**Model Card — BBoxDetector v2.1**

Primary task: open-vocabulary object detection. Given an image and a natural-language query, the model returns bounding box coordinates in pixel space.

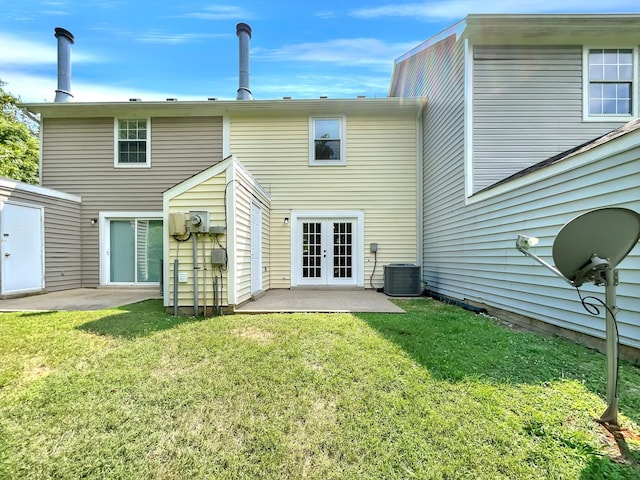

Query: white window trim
[309,115,347,166]
[114,118,152,168]
[99,211,163,285]
[582,46,638,122]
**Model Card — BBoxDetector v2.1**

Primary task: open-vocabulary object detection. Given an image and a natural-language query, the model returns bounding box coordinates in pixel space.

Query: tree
[0,80,39,184]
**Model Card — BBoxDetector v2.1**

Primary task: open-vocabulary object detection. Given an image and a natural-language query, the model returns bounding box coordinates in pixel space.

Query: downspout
[54,27,74,102]
[236,23,253,100]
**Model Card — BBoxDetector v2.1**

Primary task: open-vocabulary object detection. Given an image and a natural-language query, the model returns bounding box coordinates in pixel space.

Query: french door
[294,215,362,286]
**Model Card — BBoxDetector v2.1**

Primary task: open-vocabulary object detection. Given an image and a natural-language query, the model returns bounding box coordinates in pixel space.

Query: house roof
[24,97,426,119]
[394,13,640,65]
[476,117,640,195]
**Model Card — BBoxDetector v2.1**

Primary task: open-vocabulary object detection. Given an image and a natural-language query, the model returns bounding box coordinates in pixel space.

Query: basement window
[115,118,151,167]
[584,48,637,121]
[309,116,346,166]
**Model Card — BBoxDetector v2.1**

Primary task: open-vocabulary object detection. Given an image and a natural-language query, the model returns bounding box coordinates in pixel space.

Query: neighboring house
[27,98,424,313]
[389,14,640,353]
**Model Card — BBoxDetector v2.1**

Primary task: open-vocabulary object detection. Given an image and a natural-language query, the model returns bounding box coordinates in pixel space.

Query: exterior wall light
[284,217,289,225]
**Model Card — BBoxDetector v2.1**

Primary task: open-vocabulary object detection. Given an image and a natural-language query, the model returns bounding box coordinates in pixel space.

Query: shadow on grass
[76,299,206,339]
[357,299,640,423]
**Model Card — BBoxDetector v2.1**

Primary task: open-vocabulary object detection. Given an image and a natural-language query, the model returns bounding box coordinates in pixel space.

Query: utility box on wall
[383,264,422,296]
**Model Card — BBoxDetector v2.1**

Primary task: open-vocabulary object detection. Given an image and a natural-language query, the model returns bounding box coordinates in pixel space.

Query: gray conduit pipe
[192,233,199,316]
[173,259,179,316]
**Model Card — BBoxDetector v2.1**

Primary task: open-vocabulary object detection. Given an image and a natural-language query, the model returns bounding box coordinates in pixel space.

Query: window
[309,116,346,165]
[115,119,150,166]
[585,48,637,120]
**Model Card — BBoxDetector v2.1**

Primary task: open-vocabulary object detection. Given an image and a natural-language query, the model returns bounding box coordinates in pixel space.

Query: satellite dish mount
[516,207,640,426]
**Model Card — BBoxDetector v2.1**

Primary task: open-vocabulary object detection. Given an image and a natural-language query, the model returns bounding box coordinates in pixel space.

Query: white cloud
[0,70,210,103]
[0,34,101,66]
[254,74,391,99]
[134,31,230,45]
[350,0,640,21]
[179,5,252,20]
[253,38,419,70]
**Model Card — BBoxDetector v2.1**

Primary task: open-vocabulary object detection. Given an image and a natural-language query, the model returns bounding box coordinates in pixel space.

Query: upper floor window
[584,48,637,121]
[309,116,346,166]
[115,119,150,167]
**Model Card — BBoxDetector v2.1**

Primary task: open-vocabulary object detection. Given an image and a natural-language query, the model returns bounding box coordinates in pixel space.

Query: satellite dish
[517,206,640,426]
[552,207,640,286]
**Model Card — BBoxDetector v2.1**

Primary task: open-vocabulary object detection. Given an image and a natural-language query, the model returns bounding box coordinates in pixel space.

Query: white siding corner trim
[464,39,474,199]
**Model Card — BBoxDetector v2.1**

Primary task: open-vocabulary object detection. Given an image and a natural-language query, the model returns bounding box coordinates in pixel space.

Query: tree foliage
[0,81,39,184]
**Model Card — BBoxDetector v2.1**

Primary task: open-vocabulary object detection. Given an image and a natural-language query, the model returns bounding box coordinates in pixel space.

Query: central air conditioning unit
[383,264,422,296]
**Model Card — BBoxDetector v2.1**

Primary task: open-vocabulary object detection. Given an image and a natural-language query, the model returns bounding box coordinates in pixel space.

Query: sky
[1,1,640,103]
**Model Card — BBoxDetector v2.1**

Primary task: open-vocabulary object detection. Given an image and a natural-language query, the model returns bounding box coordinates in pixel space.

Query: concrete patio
[235,289,406,314]
[0,287,408,314]
[0,287,161,312]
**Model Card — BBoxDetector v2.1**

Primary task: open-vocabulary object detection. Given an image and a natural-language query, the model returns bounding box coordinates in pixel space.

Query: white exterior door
[0,203,44,294]
[251,203,262,294]
[100,212,163,285]
[293,213,363,287]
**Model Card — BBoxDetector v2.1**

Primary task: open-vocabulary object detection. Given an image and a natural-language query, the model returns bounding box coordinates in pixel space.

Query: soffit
[463,14,640,46]
[24,97,426,119]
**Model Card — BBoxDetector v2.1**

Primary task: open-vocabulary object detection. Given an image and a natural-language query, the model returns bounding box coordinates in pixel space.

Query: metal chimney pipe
[54,27,74,102]
[236,23,253,100]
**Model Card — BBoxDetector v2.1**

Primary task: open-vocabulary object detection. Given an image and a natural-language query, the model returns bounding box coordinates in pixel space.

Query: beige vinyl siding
[167,175,227,311]
[41,116,223,286]
[229,112,418,289]
[0,181,81,292]
[473,45,632,192]
[232,165,271,304]
[165,158,270,310]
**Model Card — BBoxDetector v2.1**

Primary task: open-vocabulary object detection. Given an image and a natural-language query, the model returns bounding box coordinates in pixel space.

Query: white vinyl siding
[41,116,223,287]
[422,142,640,349]
[472,45,631,193]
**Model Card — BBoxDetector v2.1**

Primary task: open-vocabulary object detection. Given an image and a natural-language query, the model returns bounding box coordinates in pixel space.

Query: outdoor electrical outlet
[370,243,378,253]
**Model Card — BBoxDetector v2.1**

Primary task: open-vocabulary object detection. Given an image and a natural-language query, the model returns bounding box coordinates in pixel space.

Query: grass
[1,298,639,479]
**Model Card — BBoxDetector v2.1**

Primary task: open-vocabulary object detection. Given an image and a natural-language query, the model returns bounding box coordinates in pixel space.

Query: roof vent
[54,27,74,102]
[129,98,141,102]
[236,23,253,100]
[166,98,177,101]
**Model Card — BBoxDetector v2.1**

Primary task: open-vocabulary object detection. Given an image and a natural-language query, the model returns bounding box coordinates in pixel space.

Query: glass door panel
[110,220,135,282]
[109,218,162,284]
[136,220,163,283]
[302,222,323,279]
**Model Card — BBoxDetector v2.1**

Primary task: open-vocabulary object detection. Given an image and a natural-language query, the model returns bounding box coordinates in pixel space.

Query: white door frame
[250,202,262,294]
[290,210,364,287]
[0,202,45,294]
[99,211,163,286]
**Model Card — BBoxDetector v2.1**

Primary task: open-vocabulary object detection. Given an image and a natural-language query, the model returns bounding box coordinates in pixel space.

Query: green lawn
[1,298,639,479]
